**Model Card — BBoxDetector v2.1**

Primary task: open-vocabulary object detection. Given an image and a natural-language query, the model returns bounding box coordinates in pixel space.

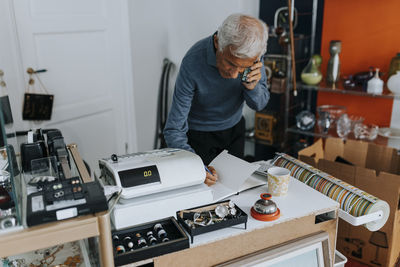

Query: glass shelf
[297,81,400,100]
[287,126,333,138]
[286,126,390,147]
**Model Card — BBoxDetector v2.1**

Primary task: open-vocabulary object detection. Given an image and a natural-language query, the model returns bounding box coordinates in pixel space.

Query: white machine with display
[99,148,214,229]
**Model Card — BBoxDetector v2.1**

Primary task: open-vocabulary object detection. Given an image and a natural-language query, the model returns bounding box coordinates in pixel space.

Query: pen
[204,166,213,175]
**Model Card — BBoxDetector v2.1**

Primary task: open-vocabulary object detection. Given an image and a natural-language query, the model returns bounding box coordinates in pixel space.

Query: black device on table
[21,129,108,226]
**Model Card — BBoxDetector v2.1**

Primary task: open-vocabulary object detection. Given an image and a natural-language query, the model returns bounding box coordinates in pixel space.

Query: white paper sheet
[209,150,261,201]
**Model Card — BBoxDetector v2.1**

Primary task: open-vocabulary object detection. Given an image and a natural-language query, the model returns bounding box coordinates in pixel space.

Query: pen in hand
[205,166,213,175]
[204,165,218,186]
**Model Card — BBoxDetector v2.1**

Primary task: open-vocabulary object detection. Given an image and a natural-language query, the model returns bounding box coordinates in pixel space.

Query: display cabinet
[0,83,23,234]
[286,81,397,148]
[258,0,324,156]
[0,89,114,266]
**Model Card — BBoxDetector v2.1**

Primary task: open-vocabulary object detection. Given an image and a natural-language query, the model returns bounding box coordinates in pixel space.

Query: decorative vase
[301,58,322,85]
[388,52,400,78]
[387,71,400,95]
[326,40,341,85]
[367,68,383,94]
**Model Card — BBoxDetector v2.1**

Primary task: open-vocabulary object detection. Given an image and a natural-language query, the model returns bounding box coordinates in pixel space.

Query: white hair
[217,14,268,59]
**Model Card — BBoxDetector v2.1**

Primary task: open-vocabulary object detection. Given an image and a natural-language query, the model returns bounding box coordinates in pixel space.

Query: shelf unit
[286,81,397,147]
[297,81,400,100]
[286,126,389,147]
[282,0,321,150]
[257,0,323,157]
[282,0,398,148]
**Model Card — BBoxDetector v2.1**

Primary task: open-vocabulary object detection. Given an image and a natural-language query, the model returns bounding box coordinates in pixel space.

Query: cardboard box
[298,138,400,267]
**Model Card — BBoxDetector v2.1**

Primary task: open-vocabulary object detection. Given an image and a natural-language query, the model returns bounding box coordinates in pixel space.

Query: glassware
[316,105,347,133]
[301,58,322,85]
[354,67,375,92]
[388,52,400,78]
[317,111,331,134]
[367,68,383,94]
[336,114,351,139]
[348,115,365,133]
[326,40,342,85]
[387,71,400,95]
[342,75,356,90]
[317,105,346,121]
[296,110,316,131]
[354,123,379,140]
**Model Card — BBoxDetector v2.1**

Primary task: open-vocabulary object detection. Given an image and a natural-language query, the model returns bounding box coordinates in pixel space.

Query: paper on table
[211,182,237,202]
[209,150,260,192]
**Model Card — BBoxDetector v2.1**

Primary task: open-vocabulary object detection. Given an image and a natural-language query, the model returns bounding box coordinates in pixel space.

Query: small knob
[260,193,272,200]
[111,154,118,162]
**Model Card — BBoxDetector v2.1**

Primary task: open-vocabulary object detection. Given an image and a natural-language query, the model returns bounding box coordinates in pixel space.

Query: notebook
[209,150,269,201]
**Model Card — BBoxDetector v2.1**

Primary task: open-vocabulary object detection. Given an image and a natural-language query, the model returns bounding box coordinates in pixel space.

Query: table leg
[98,213,114,267]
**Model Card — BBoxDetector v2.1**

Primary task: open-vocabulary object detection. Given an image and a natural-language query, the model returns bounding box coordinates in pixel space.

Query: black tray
[112,216,189,266]
[176,200,247,243]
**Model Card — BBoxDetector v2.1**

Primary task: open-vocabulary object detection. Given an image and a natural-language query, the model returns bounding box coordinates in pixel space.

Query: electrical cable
[162,62,173,130]
[154,61,167,149]
[154,59,174,149]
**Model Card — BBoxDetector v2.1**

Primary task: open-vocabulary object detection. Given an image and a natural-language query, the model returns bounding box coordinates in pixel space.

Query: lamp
[369,231,388,266]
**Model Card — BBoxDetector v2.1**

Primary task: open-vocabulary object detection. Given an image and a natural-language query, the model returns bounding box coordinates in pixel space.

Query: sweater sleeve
[163,61,196,153]
[242,62,270,111]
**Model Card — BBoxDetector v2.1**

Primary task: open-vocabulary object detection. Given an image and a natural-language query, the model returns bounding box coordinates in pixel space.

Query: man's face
[214,36,258,79]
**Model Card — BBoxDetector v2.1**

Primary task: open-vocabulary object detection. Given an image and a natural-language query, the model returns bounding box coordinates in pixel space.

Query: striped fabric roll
[272,153,380,218]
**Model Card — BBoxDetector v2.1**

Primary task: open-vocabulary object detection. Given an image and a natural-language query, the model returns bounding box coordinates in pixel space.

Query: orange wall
[317,0,400,126]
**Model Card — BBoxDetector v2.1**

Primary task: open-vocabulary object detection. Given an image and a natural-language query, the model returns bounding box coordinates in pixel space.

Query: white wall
[129,0,260,152]
[128,0,170,152]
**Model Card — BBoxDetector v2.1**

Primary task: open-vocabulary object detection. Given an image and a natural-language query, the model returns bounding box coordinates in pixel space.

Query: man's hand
[242,61,263,90]
[204,166,218,186]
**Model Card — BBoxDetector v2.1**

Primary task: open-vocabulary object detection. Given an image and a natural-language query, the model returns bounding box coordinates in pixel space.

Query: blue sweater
[164,34,270,153]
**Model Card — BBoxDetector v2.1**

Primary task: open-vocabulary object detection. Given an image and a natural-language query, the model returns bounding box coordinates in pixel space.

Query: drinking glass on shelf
[316,105,347,133]
[354,123,379,140]
[348,115,365,133]
[317,111,331,134]
[336,114,351,139]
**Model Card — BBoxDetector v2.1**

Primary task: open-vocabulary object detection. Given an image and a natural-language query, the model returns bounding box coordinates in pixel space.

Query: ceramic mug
[267,167,290,196]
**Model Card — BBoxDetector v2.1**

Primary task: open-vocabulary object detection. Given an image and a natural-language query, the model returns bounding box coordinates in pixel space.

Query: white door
[10,0,137,173]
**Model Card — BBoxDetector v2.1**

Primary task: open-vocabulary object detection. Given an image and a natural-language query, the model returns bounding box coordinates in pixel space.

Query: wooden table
[123,177,340,267]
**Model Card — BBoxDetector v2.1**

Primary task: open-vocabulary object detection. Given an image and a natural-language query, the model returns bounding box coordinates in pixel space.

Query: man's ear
[213,35,219,50]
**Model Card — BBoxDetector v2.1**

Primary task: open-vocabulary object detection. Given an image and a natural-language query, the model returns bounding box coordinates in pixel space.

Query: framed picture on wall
[216,232,331,267]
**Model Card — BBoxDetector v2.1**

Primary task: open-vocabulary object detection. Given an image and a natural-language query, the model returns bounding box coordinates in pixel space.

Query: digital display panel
[119,165,160,188]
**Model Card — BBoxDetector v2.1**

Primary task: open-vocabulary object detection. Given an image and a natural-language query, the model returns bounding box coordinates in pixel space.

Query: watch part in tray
[184,200,241,229]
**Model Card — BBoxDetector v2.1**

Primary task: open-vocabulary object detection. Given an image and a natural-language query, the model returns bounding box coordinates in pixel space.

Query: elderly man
[164,14,270,186]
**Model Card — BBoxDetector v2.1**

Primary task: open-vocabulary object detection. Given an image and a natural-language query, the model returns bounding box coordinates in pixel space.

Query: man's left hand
[242,61,263,90]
